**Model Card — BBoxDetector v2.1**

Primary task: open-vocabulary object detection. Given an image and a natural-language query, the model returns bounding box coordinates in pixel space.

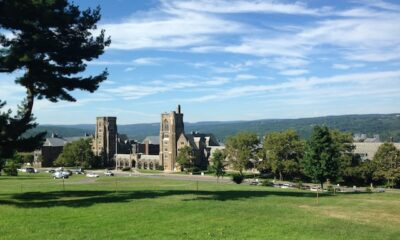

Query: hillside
[29,113,400,142]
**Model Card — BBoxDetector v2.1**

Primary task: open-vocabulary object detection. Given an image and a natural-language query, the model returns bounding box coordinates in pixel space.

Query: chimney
[177,104,181,114]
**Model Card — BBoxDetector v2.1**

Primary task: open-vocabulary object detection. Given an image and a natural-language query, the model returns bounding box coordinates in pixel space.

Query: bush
[156,164,164,171]
[327,185,334,193]
[3,161,18,176]
[121,167,131,171]
[232,174,244,184]
[261,179,273,186]
[365,187,372,193]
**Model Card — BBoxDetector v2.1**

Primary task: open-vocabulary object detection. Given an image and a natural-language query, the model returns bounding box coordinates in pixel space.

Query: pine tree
[0,0,110,164]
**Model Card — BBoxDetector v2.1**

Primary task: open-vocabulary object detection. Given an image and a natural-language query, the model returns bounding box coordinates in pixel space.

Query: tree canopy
[225,132,259,175]
[54,138,95,168]
[373,142,400,188]
[0,0,110,164]
[263,129,304,181]
[302,126,340,188]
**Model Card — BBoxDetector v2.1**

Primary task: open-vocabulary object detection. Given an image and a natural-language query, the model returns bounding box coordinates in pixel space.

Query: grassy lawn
[0,173,399,240]
[136,169,164,174]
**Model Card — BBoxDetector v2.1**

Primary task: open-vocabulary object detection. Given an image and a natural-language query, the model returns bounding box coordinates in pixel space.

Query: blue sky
[1,0,400,124]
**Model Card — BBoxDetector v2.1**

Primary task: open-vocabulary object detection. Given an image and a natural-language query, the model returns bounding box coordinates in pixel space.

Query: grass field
[0,173,399,240]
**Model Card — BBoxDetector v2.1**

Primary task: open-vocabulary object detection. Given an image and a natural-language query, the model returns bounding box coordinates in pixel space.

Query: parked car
[52,171,69,179]
[104,170,114,176]
[25,167,37,173]
[86,172,99,178]
[46,169,56,173]
[71,168,85,174]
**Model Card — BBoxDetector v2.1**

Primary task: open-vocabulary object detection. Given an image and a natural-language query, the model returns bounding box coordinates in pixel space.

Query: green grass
[0,173,399,240]
[136,169,163,174]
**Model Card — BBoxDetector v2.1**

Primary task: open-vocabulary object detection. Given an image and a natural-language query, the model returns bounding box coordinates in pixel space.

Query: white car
[104,170,114,176]
[52,171,69,179]
[86,172,99,178]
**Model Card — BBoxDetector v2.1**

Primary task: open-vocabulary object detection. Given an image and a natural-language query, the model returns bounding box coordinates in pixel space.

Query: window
[163,119,169,131]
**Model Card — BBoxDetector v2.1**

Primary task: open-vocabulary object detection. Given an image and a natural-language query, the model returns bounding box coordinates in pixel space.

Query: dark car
[26,167,35,173]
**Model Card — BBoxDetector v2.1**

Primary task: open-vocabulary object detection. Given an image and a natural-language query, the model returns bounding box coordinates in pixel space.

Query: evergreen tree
[0,0,110,163]
[303,126,340,189]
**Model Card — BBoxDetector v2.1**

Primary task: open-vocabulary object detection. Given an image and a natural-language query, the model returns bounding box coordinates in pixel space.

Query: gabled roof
[43,137,68,147]
[143,136,160,145]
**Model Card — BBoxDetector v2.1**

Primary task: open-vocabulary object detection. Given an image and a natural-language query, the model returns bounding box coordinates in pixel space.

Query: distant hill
[28,113,400,142]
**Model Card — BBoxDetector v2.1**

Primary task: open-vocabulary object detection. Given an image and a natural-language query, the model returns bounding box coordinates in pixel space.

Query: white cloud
[279,69,309,76]
[235,74,258,81]
[332,63,365,70]
[167,0,329,16]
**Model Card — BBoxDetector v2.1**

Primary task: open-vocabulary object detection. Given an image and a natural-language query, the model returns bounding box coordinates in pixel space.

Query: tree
[373,142,400,188]
[54,138,95,168]
[176,146,194,172]
[330,130,359,183]
[0,0,110,163]
[225,132,259,175]
[210,149,226,181]
[263,130,304,181]
[302,126,340,189]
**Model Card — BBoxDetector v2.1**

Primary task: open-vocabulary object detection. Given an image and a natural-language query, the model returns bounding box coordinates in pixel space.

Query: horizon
[2,0,400,124]
[39,112,400,126]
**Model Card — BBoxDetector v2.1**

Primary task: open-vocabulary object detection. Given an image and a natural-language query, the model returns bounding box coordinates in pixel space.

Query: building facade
[159,105,184,171]
[92,116,117,166]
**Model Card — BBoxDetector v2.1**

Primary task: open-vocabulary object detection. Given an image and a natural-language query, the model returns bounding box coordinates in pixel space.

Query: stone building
[92,116,117,166]
[159,105,221,171]
[354,142,400,161]
[160,105,184,171]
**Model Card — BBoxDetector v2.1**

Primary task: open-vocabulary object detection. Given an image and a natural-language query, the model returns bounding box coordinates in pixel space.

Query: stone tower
[92,116,117,166]
[159,105,184,171]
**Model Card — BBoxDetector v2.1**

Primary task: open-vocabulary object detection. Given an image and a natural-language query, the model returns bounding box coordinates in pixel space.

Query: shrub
[261,179,273,186]
[232,174,244,184]
[156,165,164,171]
[121,167,131,171]
[3,161,18,176]
[327,185,334,193]
[365,187,372,193]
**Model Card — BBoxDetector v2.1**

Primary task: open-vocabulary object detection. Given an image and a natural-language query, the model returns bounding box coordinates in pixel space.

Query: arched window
[163,119,169,131]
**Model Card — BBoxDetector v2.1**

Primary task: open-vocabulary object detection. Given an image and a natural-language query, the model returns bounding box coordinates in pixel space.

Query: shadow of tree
[0,189,344,208]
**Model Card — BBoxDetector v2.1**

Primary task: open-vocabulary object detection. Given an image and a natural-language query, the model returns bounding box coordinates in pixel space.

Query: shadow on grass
[0,188,365,208]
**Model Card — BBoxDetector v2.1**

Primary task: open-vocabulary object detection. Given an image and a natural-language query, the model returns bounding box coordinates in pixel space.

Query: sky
[1,0,400,124]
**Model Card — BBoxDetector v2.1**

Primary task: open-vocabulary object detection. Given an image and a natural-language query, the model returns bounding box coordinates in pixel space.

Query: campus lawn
[0,173,399,240]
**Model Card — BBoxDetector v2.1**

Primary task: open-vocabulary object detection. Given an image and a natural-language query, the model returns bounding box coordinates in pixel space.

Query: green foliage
[121,167,131,171]
[372,142,400,188]
[232,174,244,184]
[2,160,18,176]
[54,139,95,168]
[303,126,341,188]
[0,0,110,166]
[262,129,304,181]
[225,132,259,175]
[176,146,195,172]
[210,149,226,179]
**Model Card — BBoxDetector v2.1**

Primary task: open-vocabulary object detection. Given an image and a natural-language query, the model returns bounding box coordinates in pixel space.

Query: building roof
[143,136,160,145]
[43,137,68,147]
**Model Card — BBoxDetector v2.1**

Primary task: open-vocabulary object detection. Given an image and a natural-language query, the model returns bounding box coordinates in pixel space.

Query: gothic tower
[92,116,117,166]
[159,105,184,171]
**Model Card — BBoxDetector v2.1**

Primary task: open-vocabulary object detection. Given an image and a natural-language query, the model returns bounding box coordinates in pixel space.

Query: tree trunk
[320,181,324,190]
[279,171,283,181]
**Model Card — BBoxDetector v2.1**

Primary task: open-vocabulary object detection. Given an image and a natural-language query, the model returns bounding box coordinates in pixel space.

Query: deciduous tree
[225,132,259,175]
[54,138,95,168]
[263,129,304,181]
[373,142,400,188]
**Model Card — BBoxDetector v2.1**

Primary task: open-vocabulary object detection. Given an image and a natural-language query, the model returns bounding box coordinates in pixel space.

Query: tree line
[213,126,400,188]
